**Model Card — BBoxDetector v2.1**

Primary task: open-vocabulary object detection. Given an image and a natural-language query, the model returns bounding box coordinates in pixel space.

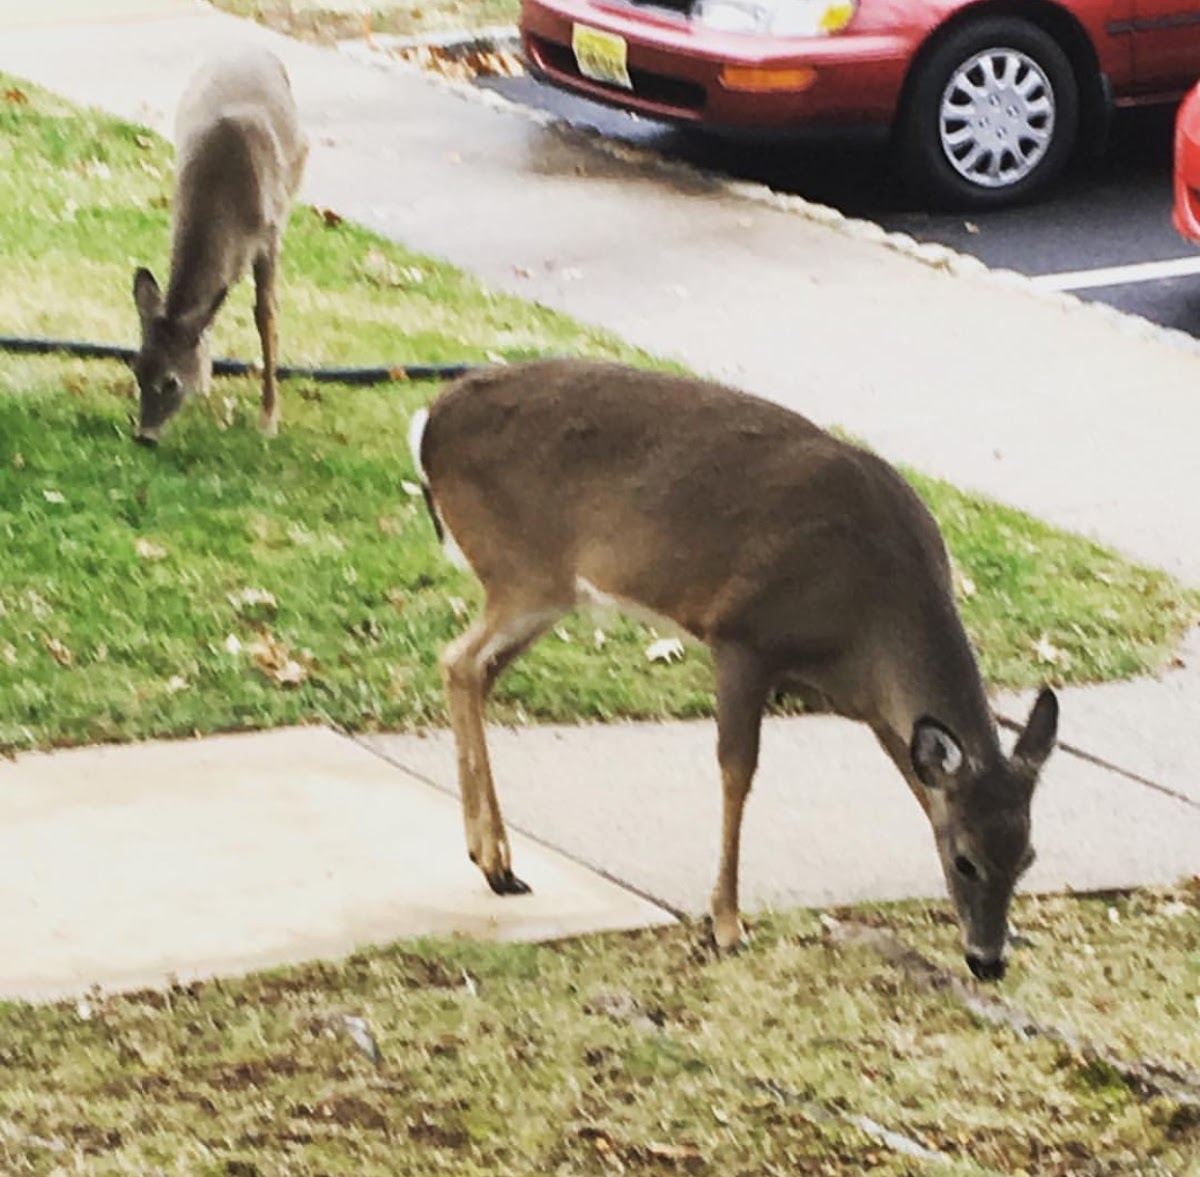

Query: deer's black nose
[966,953,1006,982]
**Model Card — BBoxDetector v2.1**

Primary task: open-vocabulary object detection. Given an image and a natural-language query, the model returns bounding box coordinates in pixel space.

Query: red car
[1174,80,1200,240]
[521,0,1200,208]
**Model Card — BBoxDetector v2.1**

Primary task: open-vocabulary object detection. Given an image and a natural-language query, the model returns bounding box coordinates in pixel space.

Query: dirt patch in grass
[206,0,520,43]
[0,887,1197,1175]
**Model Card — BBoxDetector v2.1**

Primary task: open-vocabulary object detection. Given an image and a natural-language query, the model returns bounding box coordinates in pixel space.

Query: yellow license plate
[571,24,632,90]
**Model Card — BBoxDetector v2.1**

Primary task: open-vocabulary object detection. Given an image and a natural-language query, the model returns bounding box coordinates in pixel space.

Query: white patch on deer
[938,736,964,774]
[574,577,690,640]
[408,406,470,571]
[574,576,620,611]
[407,408,430,479]
[438,519,470,571]
[477,611,561,669]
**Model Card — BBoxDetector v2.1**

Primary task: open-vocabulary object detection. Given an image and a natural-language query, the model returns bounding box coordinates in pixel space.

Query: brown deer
[131,48,308,444]
[410,360,1058,981]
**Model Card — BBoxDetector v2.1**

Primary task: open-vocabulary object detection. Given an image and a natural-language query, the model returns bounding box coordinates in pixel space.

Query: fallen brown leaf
[44,637,74,668]
[644,1141,704,1168]
[3,87,28,105]
[318,207,344,228]
[361,247,404,288]
[387,665,409,699]
[1033,634,1064,666]
[395,44,524,82]
[645,636,685,664]
[247,632,314,688]
[228,587,279,618]
[134,537,168,561]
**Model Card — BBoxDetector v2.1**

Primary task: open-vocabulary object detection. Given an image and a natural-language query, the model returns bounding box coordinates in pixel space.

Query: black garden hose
[0,335,480,383]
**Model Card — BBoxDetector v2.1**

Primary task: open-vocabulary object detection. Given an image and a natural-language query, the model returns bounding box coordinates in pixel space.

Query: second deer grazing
[132,48,308,445]
[412,359,1060,982]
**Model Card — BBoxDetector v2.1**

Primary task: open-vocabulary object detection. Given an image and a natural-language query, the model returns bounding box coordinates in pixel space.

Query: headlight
[693,0,857,36]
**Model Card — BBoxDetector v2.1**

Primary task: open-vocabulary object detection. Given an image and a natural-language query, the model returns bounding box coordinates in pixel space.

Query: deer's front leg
[252,249,280,437]
[710,644,769,952]
[440,602,558,896]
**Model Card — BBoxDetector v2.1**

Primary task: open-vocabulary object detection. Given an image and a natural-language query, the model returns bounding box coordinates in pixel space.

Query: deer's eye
[954,855,979,881]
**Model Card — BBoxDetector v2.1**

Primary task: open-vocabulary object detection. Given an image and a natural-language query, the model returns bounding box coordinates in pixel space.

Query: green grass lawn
[1,886,1197,1175]
[0,75,1196,755]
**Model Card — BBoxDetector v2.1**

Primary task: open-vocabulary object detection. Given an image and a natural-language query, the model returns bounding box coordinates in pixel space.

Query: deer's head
[911,687,1058,981]
[131,267,214,445]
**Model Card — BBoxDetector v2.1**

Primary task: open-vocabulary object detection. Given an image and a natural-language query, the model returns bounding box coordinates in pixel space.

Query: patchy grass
[891,887,1200,1081]
[0,75,1197,754]
[206,0,520,43]
[1,885,1197,1175]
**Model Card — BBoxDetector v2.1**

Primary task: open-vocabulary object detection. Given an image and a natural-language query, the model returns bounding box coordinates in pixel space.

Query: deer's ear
[133,267,163,324]
[911,718,965,790]
[1012,687,1058,778]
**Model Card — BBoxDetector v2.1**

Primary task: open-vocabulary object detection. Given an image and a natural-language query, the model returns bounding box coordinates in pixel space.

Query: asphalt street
[482,74,1200,336]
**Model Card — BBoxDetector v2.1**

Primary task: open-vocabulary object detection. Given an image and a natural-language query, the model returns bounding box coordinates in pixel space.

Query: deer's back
[173,49,305,216]
[176,48,301,150]
[423,361,955,654]
[165,50,307,313]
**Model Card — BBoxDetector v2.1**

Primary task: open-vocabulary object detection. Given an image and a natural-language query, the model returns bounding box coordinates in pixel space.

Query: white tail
[131,48,309,444]
[416,359,1059,980]
[407,407,429,480]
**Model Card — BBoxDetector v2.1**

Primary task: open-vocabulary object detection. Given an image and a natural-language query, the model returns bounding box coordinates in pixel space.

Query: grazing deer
[410,360,1058,981]
[132,48,308,444]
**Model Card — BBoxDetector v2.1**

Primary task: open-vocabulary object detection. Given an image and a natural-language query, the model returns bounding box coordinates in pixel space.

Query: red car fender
[1174,82,1200,243]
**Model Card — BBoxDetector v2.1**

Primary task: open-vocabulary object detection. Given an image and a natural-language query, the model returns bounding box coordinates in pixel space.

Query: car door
[1128,0,1200,94]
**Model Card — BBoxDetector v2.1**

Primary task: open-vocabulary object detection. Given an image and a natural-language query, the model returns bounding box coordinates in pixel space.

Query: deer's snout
[965,952,1006,982]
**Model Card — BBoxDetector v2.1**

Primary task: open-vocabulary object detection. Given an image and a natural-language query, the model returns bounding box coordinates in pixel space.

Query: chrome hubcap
[939,48,1055,189]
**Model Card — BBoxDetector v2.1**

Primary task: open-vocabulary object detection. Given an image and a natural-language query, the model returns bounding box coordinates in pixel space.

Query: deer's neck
[879,597,1001,765]
[164,206,244,327]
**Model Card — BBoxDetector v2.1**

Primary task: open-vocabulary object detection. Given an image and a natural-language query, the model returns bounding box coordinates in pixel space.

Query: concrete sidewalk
[0,0,1198,998]
[0,727,673,1001]
[361,708,1200,915]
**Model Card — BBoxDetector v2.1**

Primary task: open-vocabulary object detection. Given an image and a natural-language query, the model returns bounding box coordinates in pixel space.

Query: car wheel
[899,17,1079,209]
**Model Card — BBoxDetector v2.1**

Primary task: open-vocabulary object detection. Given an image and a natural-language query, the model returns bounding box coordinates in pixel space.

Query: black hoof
[701,914,749,956]
[133,433,159,448]
[486,868,532,896]
[966,953,1006,982]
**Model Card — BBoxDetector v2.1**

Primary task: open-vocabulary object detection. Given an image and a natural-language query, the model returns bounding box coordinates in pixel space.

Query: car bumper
[1174,83,1200,243]
[521,0,911,129]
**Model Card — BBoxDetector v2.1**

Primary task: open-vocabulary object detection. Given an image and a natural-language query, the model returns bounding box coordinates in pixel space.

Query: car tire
[899,17,1079,210]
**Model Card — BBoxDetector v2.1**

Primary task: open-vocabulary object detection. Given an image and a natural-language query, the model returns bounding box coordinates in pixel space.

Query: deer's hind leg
[252,241,281,437]
[441,594,564,895]
[710,643,771,952]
